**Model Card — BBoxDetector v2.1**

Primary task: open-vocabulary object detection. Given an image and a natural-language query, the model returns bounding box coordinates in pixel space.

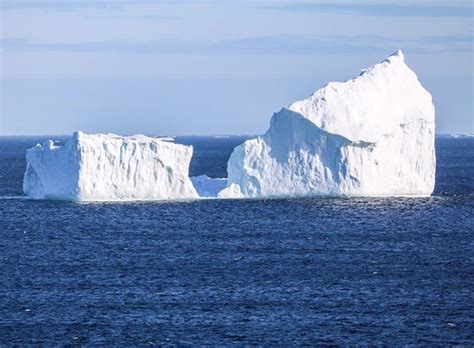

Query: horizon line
[0,133,473,138]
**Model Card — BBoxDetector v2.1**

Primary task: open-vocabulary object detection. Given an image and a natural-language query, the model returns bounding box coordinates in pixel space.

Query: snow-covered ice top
[23,132,198,201]
[220,50,436,198]
[288,50,434,143]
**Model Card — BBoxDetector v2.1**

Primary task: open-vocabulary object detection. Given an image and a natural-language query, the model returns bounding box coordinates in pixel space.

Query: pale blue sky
[1,0,473,135]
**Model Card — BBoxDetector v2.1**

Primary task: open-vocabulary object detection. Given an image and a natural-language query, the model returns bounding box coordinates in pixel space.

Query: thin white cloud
[261,2,473,17]
[2,34,472,54]
[0,0,211,11]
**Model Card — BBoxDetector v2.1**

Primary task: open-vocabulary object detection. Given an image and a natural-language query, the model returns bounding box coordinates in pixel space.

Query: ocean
[0,136,473,345]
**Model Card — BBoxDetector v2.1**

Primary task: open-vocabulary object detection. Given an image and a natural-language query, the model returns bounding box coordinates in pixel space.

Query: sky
[0,0,473,135]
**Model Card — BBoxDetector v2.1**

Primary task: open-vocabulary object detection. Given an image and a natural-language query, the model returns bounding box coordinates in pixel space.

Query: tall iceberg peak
[220,50,436,198]
[288,49,433,143]
[23,132,199,201]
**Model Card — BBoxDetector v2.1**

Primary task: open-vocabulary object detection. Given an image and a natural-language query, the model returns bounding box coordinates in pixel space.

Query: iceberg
[220,50,436,198]
[23,132,199,201]
[191,175,227,198]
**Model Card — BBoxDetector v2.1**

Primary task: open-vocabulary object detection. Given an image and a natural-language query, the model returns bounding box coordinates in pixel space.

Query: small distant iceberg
[438,133,474,139]
[157,136,175,142]
[190,175,227,198]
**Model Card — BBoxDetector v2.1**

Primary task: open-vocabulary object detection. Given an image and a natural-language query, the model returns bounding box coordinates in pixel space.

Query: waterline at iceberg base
[23,50,435,201]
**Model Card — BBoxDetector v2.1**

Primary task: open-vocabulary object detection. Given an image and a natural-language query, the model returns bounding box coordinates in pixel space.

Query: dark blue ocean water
[0,136,473,346]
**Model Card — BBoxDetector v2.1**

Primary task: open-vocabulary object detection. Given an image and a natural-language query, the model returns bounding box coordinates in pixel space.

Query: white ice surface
[220,50,436,198]
[190,175,227,198]
[23,132,198,201]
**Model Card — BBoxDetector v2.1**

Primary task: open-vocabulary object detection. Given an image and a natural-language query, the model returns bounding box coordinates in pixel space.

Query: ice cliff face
[23,132,198,201]
[220,50,436,198]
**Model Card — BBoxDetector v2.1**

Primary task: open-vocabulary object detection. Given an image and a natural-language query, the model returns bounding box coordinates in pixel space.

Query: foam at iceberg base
[219,50,436,198]
[23,132,199,201]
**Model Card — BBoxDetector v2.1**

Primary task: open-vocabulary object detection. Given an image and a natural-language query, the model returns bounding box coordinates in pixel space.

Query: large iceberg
[23,132,199,201]
[220,50,436,198]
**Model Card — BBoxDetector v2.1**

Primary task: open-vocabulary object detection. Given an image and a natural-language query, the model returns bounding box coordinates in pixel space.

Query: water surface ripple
[0,136,473,345]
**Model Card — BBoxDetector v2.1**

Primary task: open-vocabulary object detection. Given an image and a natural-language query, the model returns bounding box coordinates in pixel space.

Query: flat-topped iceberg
[220,50,436,198]
[23,132,198,201]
